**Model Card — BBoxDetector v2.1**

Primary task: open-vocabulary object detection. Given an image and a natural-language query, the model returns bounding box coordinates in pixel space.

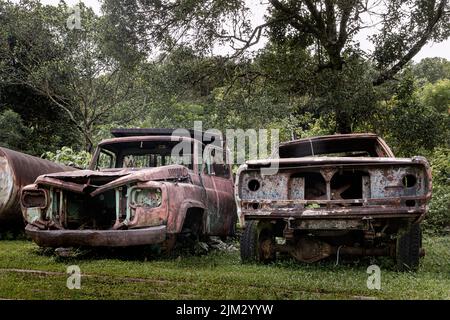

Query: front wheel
[240,220,276,264]
[396,223,422,271]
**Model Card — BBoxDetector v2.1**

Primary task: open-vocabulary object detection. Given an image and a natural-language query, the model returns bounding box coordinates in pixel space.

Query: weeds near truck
[0,236,448,300]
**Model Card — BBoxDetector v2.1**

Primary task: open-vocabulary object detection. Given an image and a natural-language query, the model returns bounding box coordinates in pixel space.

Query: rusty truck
[236,133,431,270]
[21,129,237,250]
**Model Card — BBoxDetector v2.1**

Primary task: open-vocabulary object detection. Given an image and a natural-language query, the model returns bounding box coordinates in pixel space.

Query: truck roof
[111,128,223,144]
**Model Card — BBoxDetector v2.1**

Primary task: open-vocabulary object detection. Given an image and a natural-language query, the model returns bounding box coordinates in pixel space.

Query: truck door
[201,145,236,236]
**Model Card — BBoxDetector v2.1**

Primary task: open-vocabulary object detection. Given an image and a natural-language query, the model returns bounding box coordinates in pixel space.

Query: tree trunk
[84,131,94,153]
[335,110,352,134]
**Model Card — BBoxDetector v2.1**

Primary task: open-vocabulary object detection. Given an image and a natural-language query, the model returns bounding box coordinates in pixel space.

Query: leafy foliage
[102,0,449,132]
[0,1,448,233]
[42,147,91,169]
[412,57,450,84]
[420,79,450,114]
[0,1,80,155]
[423,148,450,234]
[0,1,143,152]
[382,71,449,157]
[0,109,30,152]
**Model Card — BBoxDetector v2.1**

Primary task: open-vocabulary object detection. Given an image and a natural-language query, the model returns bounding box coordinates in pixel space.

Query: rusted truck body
[21,129,237,249]
[237,134,431,270]
[0,147,74,229]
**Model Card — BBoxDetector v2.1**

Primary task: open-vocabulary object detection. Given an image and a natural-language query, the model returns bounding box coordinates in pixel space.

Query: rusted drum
[0,147,74,227]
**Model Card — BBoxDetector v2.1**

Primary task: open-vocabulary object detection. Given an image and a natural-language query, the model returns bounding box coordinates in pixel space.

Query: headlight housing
[21,189,48,209]
[129,188,162,208]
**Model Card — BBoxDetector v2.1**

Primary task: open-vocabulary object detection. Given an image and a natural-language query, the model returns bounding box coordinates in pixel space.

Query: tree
[0,109,30,151]
[0,1,143,152]
[102,0,449,133]
[412,57,450,84]
[383,70,448,156]
[132,47,238,129]
[420,79,450,114]
[0,1,79,155]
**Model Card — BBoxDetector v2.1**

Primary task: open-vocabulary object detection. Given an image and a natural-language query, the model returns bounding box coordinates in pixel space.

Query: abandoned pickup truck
[237,133,431,270]
[21,129,237,250]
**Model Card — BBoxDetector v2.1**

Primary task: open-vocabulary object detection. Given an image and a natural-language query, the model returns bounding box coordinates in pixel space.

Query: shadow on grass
[0,228,28,241]
[27,236,449,276]
[30,241,222,266]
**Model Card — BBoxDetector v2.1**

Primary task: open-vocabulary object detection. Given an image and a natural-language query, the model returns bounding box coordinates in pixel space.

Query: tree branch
[269,0,322,37]
[373,0,447,85]
[337,0,358,48]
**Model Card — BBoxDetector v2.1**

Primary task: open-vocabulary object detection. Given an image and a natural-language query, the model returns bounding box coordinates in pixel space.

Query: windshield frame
[278,134,394,158]
[89,136,200,172]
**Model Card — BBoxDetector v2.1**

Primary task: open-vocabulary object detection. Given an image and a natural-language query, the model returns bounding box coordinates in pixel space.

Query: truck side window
[212,162,230,178]
[97,151,116,169]
[203,152,213,175]
[203,147,230,178]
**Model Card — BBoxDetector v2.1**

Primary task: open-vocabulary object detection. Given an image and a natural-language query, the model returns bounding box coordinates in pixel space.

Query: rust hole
[252,203,260,210]
[402,174,417,188]
[405,200,416,207]
[248,179,260,191]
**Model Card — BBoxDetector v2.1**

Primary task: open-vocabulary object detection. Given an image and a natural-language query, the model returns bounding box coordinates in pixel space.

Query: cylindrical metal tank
[0,147,75,227]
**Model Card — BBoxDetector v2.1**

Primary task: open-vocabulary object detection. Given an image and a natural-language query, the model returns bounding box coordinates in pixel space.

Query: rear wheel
[240,220,276,264]
[396,223,422,271]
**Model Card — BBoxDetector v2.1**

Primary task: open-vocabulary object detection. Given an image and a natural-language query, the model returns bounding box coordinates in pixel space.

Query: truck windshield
[94,140,193,170]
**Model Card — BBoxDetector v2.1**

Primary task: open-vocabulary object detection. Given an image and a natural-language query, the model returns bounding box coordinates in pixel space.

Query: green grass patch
[0,236,448,300]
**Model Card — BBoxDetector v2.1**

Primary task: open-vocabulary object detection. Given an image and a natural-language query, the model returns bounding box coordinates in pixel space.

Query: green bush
[423,147,450,235]
[42,147,92,169]
[0,109,31,152]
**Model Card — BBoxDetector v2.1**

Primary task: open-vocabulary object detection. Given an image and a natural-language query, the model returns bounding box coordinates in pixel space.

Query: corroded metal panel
[369,166,426,198]
[21,132,237,248]
[240,172,290,200]
[0,147,74,226]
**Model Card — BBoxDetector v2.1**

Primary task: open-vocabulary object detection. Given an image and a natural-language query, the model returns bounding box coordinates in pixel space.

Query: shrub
[42,147,91,169]
[422,147,450,235]
[0,109,31,152]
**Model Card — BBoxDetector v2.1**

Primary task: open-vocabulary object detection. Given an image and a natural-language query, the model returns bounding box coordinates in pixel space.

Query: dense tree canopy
[102,0,449,132]
[0,0,448,232]
[0,1,145,151]
[0,0,448,151]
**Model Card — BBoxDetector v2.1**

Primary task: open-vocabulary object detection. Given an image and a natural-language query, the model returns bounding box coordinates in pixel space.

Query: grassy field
[0,236,448,300]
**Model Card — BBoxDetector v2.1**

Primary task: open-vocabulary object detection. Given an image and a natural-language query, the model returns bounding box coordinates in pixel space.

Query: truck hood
[34,164,190,196]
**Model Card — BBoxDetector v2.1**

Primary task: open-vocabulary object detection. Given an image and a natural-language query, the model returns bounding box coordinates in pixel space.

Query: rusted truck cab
[237,134,431,270]
[21,129,237,249]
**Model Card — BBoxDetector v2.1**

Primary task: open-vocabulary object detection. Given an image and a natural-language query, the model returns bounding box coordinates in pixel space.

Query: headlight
[130,188,162,208]
[21,189,48,208]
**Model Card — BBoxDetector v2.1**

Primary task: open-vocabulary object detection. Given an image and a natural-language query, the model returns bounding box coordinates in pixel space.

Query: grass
[0,236,448,300]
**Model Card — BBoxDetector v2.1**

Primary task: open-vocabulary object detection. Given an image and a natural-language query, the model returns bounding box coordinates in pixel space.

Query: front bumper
[242,206,427,219]
[25,224,167,247]
[242,206,427,230]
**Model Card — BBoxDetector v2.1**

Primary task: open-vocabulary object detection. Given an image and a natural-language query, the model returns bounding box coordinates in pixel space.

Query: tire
[396,223,422,271]
[240,220,275,264]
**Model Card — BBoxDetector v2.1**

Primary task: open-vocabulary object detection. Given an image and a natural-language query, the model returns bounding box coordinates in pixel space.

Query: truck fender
[169,200,206,234]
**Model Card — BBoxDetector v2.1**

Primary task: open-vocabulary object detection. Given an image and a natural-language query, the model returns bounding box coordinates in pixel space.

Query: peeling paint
[21,130,237,248]
[237,134,432,263]
[0,147,74,227]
